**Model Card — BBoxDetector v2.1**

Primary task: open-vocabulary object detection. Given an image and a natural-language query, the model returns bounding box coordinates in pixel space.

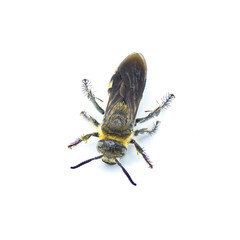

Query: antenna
[115,159,137,186]
[71,155,103,169]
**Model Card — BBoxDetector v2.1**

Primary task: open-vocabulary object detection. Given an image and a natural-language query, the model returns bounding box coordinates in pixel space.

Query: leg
[130,139,153,168]
[135,93,175,125]
[134,121,160,136]
[82,79,105,115]
[68,132,99,149]
[80,111,100,127]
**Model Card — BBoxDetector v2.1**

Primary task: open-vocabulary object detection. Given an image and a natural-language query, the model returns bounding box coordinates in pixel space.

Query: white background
[1,0,240,239]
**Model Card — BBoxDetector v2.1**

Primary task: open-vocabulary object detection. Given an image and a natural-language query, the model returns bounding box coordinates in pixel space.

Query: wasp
[68,53,175,185]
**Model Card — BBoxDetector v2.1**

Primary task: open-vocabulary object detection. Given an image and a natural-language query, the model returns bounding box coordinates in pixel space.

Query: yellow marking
[108,79,113,90]
[116,101,127,111]
[81,136,89,144]
[109,101,128,116]
[98,126,133,147]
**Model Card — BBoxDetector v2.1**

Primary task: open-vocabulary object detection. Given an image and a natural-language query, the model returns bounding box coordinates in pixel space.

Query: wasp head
[97,140,127,164]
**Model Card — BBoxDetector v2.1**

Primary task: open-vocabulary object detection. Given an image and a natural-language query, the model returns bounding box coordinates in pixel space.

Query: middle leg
[134,121,160,136]
[80,111,100,127]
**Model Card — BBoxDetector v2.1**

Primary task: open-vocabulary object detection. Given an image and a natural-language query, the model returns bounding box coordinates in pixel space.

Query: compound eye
[97,141,103,148]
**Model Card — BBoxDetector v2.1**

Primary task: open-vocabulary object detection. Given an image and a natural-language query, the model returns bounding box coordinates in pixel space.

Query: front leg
[68,132,99,149]
[130,139,153,168]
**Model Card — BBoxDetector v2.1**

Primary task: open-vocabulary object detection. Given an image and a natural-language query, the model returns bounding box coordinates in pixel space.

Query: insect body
[69,53,174,185]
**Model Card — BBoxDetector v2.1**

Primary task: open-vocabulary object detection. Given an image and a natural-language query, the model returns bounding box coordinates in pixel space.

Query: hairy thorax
[98,102,133,146]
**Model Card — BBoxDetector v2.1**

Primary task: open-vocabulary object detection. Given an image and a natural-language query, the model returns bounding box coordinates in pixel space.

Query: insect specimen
[68,53,174,185]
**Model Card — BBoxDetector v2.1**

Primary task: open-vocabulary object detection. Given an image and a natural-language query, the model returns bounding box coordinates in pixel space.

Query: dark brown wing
[104,53,147,128]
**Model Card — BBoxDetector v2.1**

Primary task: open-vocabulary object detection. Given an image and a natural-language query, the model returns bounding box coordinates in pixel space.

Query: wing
[105,53,147,128]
